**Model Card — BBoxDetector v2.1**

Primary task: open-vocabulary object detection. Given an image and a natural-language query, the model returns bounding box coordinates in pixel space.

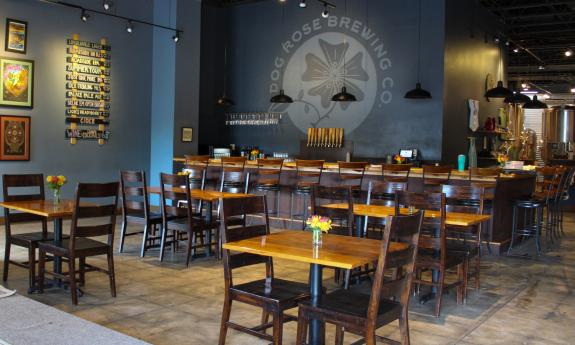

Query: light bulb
[126,21,134,33]
[299,0,306,8]
[321,5,329,18]
[538,65,545,70]
[173,31,180,43]
[80,10,89,22]
[570,87,575,93]
[521,83,528,89]
[513,48,519,53]
[103,0,113,11]
[565,49,573,57]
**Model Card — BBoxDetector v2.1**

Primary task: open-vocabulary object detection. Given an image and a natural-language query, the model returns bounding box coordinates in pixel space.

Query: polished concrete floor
[1,215,574,345]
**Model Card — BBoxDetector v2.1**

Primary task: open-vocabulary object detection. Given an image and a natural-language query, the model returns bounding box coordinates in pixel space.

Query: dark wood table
[223,230,408,345]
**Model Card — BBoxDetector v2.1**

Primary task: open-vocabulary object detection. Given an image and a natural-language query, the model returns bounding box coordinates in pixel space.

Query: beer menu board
[65,34,111,144]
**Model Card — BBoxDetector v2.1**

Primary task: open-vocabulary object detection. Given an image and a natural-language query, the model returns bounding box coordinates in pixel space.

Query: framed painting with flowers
[5,19,28,54]
[0,57,34,108]
[0,115,30,161]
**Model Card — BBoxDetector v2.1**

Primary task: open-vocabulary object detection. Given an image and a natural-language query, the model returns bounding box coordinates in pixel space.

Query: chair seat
[446,240,479,257]
[38,238,108,256]
[513,198,544,208]
[126,211,162,222]
[167,217,219,232]
[231,278,310,305]
[416,250,466,269]
[299,289,401,320]
[12,232,57,243]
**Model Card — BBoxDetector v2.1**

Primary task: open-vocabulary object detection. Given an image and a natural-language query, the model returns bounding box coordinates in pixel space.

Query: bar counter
[173,157,536,254]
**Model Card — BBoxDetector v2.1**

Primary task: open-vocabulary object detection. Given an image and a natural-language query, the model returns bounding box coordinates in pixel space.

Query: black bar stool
[508,199,544,256]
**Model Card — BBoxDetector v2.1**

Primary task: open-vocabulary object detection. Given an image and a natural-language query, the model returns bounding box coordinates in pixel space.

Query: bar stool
[508,198,545,256]
[382,163,412,183]
[254,158,284,216]
[183,155,210,214]
[422,165,452,192]
[290,159,324,229]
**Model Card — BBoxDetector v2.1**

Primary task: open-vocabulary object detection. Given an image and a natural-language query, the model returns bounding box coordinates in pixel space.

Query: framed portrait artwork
[5,19,28,54]
[181,127,193,142]
[0,115,30,161]
[0,57,34,108]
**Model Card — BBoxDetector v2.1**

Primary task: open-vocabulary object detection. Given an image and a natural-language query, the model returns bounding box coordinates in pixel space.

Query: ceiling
[480,0,575,94]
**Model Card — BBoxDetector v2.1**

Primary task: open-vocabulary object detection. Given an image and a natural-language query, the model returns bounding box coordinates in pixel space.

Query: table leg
[355,215,363,238]
[309,263,325,345]
[205,201,213,257]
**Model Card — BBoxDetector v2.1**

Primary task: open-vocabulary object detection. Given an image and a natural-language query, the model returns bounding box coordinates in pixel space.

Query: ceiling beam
[484,1,575,11]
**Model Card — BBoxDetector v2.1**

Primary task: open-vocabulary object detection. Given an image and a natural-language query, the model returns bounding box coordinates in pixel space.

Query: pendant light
[271,3,294,103]
[216,47,234,107]
[405,0,431,99]
[331,0,357,102]
[504,91,530,104]
[485,43,512,98]
[523,95,548,109]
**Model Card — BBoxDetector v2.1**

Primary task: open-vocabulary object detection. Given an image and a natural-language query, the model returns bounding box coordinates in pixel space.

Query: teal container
[457,154,466,171]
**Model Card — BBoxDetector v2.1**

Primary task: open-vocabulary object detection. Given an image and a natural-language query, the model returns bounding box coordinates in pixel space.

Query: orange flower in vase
[46,175,67,204]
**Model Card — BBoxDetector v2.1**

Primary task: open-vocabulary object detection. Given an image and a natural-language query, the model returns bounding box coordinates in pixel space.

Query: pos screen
[399,149,414,158]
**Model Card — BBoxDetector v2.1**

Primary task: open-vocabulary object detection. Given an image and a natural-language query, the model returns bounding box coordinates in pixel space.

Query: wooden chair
[37,182,119,305]
[290,159,324,228]
[118,170,163,257]
[382,163,412,183]
[2,174,51,292]
[422,165,452,191]
[337,161,368,191]
[219,156,249,194]
[441,184,486,299]
[395,191,466,318]
[469,167,501,181]
[184,155,211,213]
[159,173,219,265]
[218,195,310,345]
[363,181,408,239]
[254,158,284,215]
[295,211,424,345]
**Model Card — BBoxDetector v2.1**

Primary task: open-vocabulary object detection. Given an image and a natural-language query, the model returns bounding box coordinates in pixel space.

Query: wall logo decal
[269,16,393,134]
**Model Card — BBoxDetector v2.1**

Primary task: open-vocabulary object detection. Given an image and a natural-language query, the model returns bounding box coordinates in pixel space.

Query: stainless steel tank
[544,105,575,159]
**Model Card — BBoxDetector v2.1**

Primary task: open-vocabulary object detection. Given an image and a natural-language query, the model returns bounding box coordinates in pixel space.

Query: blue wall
[0,0,154,199]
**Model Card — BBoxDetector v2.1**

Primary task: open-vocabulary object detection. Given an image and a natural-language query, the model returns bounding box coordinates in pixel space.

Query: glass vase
[311,229,322,246]
[53,189,61,205]
[468,137,478,169]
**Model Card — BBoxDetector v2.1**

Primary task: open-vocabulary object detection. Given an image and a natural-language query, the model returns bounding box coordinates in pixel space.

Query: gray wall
[442,0,506,164]
[199,0,446,161]
[0,0,153,199]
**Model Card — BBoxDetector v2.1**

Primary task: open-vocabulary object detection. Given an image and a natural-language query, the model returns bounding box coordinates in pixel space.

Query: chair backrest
[395,191,446,262]
[536,166,560,201]
[256,158,284,186]
[555,166,574,203]
[295,159,324,189]
[422,165,452,189]
[337,161,368,188]
[441,184,485,215]
[160,173,193,221]
[366,181,407,206]
[367,211,423,322]
[310,185,354,236]
[469,167,501,181]
[220,157,248,193]
[69,182,119,251]
[2,174,47,232]
[220,195,272,287]
[382,164,412,183]
[119,170,151,221]
[184,155,210,189]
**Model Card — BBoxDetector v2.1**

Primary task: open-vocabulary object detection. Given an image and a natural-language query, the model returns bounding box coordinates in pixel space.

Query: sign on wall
[65,34,111,145]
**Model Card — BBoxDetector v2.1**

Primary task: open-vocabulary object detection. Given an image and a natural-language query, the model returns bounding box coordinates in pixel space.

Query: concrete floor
[1,215,574,345]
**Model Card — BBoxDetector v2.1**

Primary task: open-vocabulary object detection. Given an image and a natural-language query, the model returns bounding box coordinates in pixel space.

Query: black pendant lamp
[405,0,431,99]
[332,0,357,102]
[523,95,548,109]
[504,91,530,104]
[271,4,293,104]
[485,44,512,98]
[216,47,234,107]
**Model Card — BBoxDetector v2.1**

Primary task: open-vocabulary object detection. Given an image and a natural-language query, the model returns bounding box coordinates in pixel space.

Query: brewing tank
[545,105,575,159]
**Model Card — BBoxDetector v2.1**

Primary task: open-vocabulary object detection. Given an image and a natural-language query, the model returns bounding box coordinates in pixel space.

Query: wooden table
[0,200,76,290]
[148,187,253,256]
[223,230,408,345]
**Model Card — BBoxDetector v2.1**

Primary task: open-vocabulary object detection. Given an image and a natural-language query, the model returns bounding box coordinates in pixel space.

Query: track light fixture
[172,31,180,43]
[565,49,573,57]
[102,0,113,11]
[299,0,307,8]
[513,47,519,53]
[322,3,329,18]
[80,9,89,22]
[126,20,134,33]
[538,65,545,70]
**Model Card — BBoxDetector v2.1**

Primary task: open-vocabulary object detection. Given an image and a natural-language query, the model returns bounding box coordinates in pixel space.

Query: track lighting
[570,87,575,93]
[80,9,89,22]
[299,0,307,8]
[565,49,573,57]
[126,20,134,33]
[173,31,180,43]
[494,37,500,44]
[538,65,545,70]
[103,0,113,11]
[513,47,519,53]
[322,4,329,18]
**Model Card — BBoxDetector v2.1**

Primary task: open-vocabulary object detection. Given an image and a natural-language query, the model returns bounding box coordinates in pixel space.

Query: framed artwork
[5,19,28,54]
[0,115,30,161]
[181,127,193,142]
[0,57,34,108]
